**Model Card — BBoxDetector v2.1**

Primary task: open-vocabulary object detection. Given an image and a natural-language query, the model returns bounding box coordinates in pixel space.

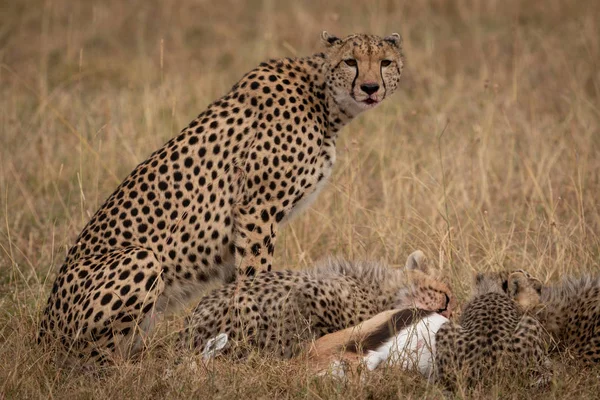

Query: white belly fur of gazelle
[365,313,448,376]
[310,310,448,378]
[199,309,448,378]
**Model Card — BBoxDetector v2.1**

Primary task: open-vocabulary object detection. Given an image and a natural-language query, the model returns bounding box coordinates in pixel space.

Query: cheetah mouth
[362,98,379,106]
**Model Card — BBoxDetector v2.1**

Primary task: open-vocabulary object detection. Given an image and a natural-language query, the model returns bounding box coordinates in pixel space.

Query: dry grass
[1,0,600,398]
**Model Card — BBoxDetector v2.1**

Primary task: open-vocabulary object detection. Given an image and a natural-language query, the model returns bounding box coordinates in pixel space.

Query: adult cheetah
[434,270,550,390]
[180,251,454,359]
[38,32,406,364]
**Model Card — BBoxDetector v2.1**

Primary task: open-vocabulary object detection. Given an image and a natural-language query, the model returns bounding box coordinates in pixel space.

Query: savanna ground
[1,0,599,398]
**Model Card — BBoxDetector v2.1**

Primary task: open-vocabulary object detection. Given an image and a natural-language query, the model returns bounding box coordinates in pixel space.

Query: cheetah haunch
[180,251,454,359]
[434,270,550,391]
[38,32,405,364]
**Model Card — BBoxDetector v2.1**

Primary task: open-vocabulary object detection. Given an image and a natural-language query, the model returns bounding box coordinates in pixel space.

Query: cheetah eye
[344,59,357,67]
[381,60,392,67]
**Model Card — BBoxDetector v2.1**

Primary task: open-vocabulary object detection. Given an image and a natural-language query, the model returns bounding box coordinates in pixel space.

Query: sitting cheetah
[38,32,405,364]
[180,251,454,358]
[434,270,549,390]
[534,275,600,364]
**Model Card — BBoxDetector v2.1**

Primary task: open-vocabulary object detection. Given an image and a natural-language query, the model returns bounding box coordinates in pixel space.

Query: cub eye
[344,59,357,67]
[381,60,392,67]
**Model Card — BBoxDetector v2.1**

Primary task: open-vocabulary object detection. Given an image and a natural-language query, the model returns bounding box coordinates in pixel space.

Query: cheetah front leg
[232,204,279,276]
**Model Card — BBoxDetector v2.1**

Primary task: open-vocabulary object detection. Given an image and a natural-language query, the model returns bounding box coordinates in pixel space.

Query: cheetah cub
[38,32,405,364]
[434,270,549,390]
[180,251,454,359]
[534,275,600,364]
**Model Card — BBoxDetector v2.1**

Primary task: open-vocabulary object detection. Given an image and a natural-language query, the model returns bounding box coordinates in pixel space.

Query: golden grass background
[1,0,599,398]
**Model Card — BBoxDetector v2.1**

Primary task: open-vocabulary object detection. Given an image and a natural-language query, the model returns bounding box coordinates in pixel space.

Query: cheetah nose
[360,83,379,95]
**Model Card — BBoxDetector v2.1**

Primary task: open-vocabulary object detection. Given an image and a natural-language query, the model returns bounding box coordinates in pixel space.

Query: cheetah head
[321,32,404,116]
[474,269,543,311]
[398,250,455,318]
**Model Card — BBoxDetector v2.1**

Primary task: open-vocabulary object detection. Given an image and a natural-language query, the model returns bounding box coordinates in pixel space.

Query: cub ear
[404,250,428,273]
[321,31,342,47]
[475,272,485,284]
[507,272,522,298]
[384,33,403,48]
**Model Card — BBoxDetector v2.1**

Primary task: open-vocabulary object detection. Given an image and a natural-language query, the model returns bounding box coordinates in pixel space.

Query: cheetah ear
[532,279,543,296]
[384,33,403,48]
[404,250,428,274]
[321,31,342,47]
[475,273,485,284]
[507,271,528,298]
[507,275,520,298]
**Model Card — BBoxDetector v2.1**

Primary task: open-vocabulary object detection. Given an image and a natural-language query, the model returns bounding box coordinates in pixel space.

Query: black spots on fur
[133,272,145,284]
[250,81,260,90]
[142,303,154,314]
[94,311,104,323]
[260,210,269,223]
[121,314,134,324]
[244,266,256,277]
[111,299,123,311]
[100,293,112,306]
[145,274,158,291]
[120,285,131,296]
[275,211,285,223]
[250,243,261,256]
[197,272,208,282]
[125,295,138,307]
[188,135,199,145]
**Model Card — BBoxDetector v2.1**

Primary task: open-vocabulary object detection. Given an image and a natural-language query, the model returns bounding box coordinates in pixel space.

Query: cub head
[474,269,543,310]
[321,32,404,116]
[397,250,455,318]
